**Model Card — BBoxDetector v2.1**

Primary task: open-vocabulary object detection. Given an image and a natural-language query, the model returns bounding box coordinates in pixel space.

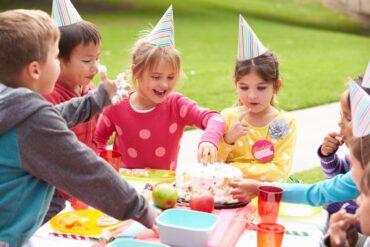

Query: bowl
[156,208,219,247]
[107,238,169,247]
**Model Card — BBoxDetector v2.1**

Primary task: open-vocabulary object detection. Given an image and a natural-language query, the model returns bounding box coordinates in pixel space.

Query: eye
[257,86,267,91]
[168,76,175,80]
[82,60,91,63]
[152,76,160,80]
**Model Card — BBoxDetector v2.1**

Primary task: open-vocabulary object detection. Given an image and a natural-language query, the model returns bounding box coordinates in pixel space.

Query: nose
[160,80,169,88]
[247,89,257,99]
[91,60,99,73]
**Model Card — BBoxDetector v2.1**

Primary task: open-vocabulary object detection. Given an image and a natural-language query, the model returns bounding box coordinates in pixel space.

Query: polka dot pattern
[250,165,257,171]
[211,116,224,123]
[248,139,254,145]
[139,129,151,139]
[170,161,176,170]
[238,141,243,147]
[115,125,123,136]
[283,153,289,160]
[103,116,111,127]
[180,105,188,118]
[169,123,178,134]
[128,148,137,158]
[155,147,166,157]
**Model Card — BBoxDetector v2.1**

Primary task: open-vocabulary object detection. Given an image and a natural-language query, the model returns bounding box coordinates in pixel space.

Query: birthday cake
[176,163,243,204]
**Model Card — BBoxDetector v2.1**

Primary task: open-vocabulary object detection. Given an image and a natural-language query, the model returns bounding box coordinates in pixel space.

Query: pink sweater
[95,93,225,170]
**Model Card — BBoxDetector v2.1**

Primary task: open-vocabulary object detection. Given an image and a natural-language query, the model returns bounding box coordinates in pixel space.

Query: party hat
[52,0,83,27]
[349,80,370,137]
[237,15,267,60]
[362,60,370,88]
[148,5,174,47]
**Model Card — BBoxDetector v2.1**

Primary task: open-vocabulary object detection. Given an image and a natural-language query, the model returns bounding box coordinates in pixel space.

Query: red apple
[152,183,178,210]
[189,193,215,213]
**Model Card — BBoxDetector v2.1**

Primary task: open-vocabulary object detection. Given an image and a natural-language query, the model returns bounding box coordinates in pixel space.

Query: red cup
[70,198,88,210]
[258,186,283,223]
[257,222,285,247]
[100,150,122,172]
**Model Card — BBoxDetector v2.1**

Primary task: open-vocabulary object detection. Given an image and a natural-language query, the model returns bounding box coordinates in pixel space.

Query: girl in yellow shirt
[217,16,297,182]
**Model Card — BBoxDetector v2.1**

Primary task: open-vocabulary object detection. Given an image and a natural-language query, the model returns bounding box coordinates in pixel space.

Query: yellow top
[217,107,297,182]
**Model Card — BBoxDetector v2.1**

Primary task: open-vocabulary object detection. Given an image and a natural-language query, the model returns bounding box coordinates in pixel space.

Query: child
[95,6,225,170]
[324,133,370,247]
[217,15,296,182]
[42,0,103,222]
[318,75,369,215]
[228,79,370,208]
[0,9,155,246]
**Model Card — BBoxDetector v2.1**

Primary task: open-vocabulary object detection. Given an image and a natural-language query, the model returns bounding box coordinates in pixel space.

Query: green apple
[152,183,178,209]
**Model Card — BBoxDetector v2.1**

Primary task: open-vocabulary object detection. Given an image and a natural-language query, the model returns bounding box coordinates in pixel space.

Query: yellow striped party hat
[362,60,370,88]
[349,80,370,137]
[148,5,174,47]
[52,0,82,27]
[237,15,267,60]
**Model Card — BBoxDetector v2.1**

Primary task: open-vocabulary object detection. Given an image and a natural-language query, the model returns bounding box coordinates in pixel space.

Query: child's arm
[95,109,116,154]
[54,84,111,129]
[19,106,155,228]
[318,145,351,178]
[175,94,226,163]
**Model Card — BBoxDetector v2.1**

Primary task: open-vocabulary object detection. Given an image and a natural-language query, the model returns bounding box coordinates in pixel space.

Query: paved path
[178,102,347,173]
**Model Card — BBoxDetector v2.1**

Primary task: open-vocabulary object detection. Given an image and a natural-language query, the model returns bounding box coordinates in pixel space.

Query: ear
[26,61,42,81]
[274,79,282,93]
[131,64,137,77]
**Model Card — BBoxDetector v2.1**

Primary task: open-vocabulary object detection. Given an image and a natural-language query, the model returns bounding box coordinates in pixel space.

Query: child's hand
[320,132,343,156]
[98,65,129,104]
[224,108,249,145]
[328,210,358,247]
[197,142,217,165]
[229,178,262,202]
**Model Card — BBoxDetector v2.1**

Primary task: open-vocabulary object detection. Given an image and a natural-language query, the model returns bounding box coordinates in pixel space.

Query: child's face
[356,189,370,235]
[350,150,364,188]
[236,70,278,113]
[338,91,352,147]
[135,59,176,108]
[59,42,100,87]
[37,41,60,94]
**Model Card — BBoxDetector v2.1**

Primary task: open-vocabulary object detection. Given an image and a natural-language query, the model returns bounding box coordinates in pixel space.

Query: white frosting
[176,163,243,204]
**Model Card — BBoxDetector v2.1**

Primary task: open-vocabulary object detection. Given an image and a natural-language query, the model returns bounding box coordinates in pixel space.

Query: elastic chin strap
[360,137,366,168]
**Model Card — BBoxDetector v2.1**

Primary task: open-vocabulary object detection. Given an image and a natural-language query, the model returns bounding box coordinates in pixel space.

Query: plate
[250,199,323,220]
[50,209,123,236]
[120,169,175,183]
[177,198,248,209]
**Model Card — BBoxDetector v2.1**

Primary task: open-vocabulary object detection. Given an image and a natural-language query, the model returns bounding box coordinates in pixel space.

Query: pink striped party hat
[349,80,370,137]
[362,60,370,88]
[52,0,82,27]
[148,5,174,47]
[237,15,267,60]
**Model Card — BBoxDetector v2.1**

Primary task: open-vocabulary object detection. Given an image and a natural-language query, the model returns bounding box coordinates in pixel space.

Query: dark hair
[351,135,370,169]
[234,50,279,84]
[234,50,280,106]
[361,165,370,195]
[58,20,101,61]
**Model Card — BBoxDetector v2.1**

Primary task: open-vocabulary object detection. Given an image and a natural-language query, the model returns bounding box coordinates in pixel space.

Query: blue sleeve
[271,172,359,206]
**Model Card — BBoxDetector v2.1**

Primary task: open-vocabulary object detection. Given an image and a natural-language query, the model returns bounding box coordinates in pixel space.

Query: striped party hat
[52,0,83,27]
[349,80,370,137]
[237,15,267,60]
[362,60,370,88]
[148,5,174,47]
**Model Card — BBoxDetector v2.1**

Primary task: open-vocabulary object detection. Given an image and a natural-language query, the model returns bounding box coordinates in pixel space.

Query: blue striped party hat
[349,80,370,137]
[52,0,82,27]
[237,15,267,60]
[362,60,370,88]
[148,5,174,47]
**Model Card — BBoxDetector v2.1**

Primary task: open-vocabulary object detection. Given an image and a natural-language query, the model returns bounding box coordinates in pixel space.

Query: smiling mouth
[153,89,167,96]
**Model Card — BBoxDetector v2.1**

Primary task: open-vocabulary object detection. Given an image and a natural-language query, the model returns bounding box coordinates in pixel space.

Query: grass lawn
[290,166,326,184]
[1,0,369,112]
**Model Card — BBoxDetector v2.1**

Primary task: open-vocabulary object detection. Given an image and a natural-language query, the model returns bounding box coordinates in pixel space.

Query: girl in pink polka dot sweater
[95,9,225,170]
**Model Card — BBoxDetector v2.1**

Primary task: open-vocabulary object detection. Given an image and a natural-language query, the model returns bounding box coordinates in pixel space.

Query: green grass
[1,0,370,112]
[289,166,326,184]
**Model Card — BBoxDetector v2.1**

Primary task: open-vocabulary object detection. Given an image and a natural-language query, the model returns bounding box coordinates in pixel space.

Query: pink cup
[258,186,283,223]
[100,150,122,172]
[257,223,285,247]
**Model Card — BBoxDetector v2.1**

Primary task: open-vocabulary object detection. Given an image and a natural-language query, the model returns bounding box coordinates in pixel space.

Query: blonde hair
[234,50,280,106]
[129,36,182,90]
[0,9,60,86]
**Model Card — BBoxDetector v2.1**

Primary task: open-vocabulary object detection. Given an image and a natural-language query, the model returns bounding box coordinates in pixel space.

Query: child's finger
[238,107,250,122]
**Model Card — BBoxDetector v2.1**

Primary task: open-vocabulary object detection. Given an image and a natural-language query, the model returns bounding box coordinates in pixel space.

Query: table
[26,176,328,247]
